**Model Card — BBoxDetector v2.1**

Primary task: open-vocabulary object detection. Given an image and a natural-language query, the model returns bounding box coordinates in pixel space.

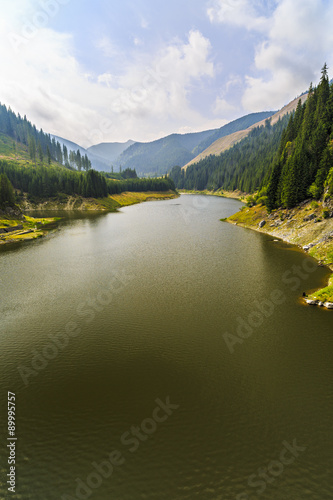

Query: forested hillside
[172,67,333,208]
[267,65,333,210]
[0,104,175,204]
[0,104,92,171]
[170,114,290,192]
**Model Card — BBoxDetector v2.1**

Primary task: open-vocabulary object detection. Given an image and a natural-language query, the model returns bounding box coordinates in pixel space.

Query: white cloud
[97,73,114,87]
[213,97,237,116]
[208,0,333,112]
[207,0,271,32]
[134,37,143,46]
[95,36,118,58]
[0,4,215,147]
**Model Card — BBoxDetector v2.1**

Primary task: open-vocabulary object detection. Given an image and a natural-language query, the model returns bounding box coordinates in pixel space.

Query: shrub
[256,196,268,206]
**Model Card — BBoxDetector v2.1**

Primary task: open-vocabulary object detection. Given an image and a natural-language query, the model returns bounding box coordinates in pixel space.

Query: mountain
[51,135,110,172]
[171,93,309,193]
[193,112,275,157]
[112,113,275,176]
[113,130,217,176]
[183,96,307,169]
[87,140,135,164]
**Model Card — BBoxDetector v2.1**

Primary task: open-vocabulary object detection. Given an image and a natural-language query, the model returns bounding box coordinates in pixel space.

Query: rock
[259,220,266,228]
[324,302,333,309]
[318,302,324,307]
[304,213,316,222]
[305,299,318,305]
[303,246,310,251]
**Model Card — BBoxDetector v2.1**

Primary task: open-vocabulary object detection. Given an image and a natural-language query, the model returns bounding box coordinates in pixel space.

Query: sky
[1,0,333,148]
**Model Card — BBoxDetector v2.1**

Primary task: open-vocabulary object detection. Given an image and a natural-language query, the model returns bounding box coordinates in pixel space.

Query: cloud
[97,73,114,86]
[207,0,272,32]
[134,37,143,46]
[208,0,333,112]
[95,36,118,58]
[213,97,237,116]
[0,4,215,147]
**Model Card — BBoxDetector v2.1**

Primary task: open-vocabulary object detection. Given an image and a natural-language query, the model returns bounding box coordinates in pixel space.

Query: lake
[0,194,332,499]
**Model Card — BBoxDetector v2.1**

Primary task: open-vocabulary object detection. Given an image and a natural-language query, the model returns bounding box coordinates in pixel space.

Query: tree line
[0,160,175,201]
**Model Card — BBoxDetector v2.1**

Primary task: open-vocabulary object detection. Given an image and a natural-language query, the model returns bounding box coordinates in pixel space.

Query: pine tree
[0,173,15,207]
[47,146,51,165]
[28,136,36,165]
[38,142,44,164]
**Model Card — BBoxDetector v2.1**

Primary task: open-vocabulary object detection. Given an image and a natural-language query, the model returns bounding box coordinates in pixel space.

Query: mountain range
[53,112,275,176]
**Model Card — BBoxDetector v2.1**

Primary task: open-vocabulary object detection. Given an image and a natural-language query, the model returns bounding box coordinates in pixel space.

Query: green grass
[101,191,178,209]
[0,214,60,244]
[308,274,333,303]
[97,197,121,211]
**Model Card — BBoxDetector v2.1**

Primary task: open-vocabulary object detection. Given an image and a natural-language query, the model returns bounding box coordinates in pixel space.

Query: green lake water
[0,194,332,499]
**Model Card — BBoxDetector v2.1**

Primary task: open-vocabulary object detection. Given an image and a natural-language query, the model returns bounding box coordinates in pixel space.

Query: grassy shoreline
[225,200,333,307]
[0,214,60,245]
[0,191,179,246]
[178,188,246,201]
[98,190,179,210]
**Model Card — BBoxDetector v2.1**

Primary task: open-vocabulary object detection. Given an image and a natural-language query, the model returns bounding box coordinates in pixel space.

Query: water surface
[0,195,332,499]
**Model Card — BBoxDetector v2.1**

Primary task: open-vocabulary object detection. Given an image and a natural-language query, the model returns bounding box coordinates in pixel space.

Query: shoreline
[0,191,179,246]
[0,215,61,246]
[225,201,333,309]
[178,189,245,201]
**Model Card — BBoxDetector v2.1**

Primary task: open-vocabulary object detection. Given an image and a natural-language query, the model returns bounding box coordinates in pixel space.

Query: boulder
[305,299,318,306]
[259,220,266,228]
[324,302,333,309]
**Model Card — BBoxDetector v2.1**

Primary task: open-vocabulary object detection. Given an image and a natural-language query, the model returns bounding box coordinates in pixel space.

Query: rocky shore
[226,197,333,309]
